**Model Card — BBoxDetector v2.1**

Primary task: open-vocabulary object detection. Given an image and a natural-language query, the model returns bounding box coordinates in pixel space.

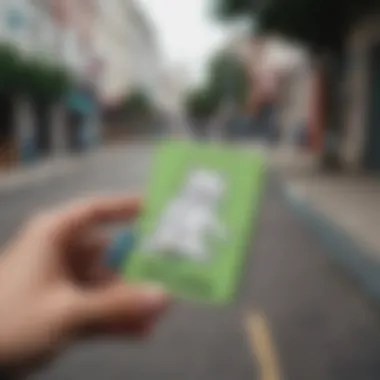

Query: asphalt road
[1,144,380,380]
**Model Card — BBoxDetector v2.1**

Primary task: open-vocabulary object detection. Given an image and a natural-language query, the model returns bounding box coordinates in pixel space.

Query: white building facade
[94,0,161,105]
[0,0,57,57]
[0,0,99,160]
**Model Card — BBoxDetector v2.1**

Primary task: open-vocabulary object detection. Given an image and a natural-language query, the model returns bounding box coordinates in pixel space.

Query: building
[0,0,100,166]
[124,1,161,99]
[0,0,162,161]
[52,0,101,152]
[238,36,306,141]
[0,0,95,69]
[156,66,190,136]
[51,0,96,79]
[343,14,380,171]
[275,48,312,145]
[0,0,54,57]
[256,0,380,171]
[287,8,380,171]
[93,0,161,106]
[0,0,69,165]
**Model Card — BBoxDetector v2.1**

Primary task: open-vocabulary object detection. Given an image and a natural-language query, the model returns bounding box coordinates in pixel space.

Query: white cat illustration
[143,169,226,261]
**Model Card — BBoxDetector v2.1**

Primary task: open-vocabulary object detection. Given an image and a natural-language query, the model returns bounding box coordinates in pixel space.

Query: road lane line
[245,313,282,380]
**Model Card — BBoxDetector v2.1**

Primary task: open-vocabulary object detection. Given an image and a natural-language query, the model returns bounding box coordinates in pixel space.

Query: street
[1,144,379,380]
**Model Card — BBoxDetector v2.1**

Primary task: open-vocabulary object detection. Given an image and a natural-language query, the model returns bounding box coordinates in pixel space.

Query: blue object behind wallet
[105,229,135,271]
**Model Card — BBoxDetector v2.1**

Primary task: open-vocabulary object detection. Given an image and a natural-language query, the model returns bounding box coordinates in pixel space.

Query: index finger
[54,195,141,232]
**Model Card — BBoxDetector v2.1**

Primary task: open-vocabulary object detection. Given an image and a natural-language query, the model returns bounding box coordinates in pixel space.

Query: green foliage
[0,45,23,95]
[212,0,379,50]
[47,66,73,100]
[0,43,73,102]
[213,0,255,20]
[185,86,221,121]
[19,59,73,103]
[185,52,249,120]
[257,0,344,50]
[258,0,379,50]
[122,89,155,117]
[207,52,249,105]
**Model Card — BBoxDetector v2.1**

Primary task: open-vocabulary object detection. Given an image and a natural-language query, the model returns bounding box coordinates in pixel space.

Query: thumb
[75,282,168,327]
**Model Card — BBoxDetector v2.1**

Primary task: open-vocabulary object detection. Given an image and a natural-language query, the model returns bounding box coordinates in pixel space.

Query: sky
[137,0,230,83]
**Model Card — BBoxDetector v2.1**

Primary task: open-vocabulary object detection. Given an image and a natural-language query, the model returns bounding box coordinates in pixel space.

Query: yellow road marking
[245,313,282,380]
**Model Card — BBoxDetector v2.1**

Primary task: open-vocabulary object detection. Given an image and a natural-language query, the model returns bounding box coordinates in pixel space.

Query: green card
[124,140,265,304]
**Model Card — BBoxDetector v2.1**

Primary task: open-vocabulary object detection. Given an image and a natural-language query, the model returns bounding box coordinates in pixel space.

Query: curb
[0,156,83,196]
[280,179,380,303]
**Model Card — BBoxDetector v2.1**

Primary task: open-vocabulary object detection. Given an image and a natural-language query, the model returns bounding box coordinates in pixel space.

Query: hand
[0,195,169,370]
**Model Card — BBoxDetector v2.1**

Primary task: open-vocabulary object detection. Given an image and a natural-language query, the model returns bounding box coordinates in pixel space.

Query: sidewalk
[270,146,380,301]
[0,155,84,194]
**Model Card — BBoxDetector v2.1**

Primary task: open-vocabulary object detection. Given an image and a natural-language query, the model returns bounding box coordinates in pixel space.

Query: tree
[122,89,155,119]
[212,0,256,21]
[185,51,249,124]
[212,0,379,169]
[185,50,250,139]
[207,52,249,106]
[185,86,220,121]
[254,0,371,170]
[0,44,23,96]
[213,0,378,51]
[19,59,73,104]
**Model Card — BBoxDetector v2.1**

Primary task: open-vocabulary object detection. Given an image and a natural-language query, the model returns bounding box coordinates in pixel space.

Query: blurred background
[1,0,380,379]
